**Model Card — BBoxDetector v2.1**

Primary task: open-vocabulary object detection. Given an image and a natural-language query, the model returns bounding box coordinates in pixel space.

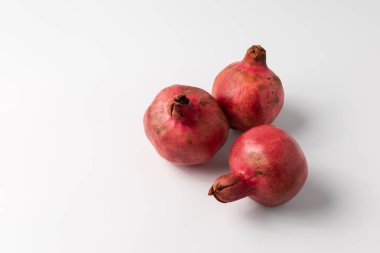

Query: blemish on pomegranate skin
[156,126,167,135]
[187,135,193,144]
[258,84,266,91]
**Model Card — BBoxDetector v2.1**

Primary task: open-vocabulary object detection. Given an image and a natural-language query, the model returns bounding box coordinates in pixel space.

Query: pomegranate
[212,45,284,131]
[144,84,229,166]
[208,125,307,206]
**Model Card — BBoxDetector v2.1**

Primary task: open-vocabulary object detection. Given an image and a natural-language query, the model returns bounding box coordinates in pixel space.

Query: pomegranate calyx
[243,45,267,65]
[168,95,190,119]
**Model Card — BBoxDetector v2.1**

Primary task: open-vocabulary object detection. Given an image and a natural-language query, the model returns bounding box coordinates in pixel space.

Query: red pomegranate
[208,125,307,206]
[212,45,284,131]
[144,85,229,166]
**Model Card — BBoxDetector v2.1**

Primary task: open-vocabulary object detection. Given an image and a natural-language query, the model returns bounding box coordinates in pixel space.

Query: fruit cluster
[144,45,307,207]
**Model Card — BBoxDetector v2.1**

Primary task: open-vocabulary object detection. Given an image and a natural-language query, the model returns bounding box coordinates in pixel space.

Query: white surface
[1,0,379,252]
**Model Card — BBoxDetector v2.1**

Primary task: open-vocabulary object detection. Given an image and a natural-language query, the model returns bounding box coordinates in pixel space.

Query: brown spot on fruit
[187,135,193,144]
[156,126,168,135]
[258,84,266,91]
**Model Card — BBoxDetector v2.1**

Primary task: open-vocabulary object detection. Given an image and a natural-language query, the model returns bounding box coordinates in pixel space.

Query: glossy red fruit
[144,85,229,166]
[212,45,284,131]
[208,125,307,206]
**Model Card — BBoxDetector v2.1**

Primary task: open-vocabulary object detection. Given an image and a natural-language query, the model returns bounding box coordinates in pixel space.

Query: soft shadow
[174,130,241,180]
[242,168,334,224]
[273,102,308,135]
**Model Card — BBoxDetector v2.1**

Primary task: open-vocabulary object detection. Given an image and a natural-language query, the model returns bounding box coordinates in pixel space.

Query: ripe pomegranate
[144,85,229,166]
[212,45,284,131]
[208,125,307,206]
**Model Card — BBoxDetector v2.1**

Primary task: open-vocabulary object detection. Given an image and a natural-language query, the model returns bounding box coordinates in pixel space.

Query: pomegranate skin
[212,45,284,131]
[209,125,307,207]
[144,85,229,166]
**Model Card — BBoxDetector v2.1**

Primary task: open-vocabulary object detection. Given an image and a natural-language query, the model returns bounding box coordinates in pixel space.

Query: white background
[1,0,379,252]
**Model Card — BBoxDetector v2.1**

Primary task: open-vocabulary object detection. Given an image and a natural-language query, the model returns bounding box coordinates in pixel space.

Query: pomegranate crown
[243,45,267,65]
[167,94,191,120]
